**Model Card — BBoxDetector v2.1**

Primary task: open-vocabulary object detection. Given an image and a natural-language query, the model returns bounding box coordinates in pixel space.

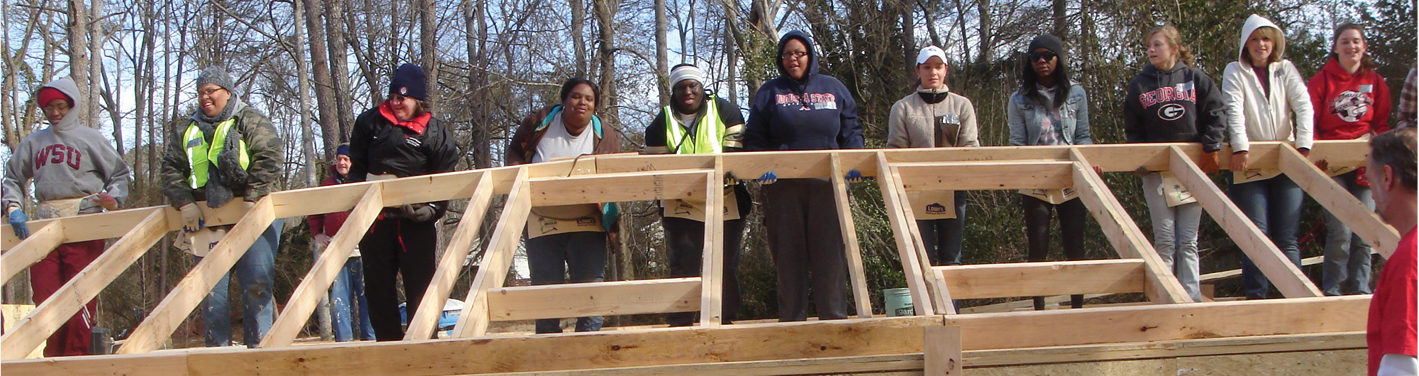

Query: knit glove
[7,207,29,239]
[844,169,866,182]
[757,171,778,184]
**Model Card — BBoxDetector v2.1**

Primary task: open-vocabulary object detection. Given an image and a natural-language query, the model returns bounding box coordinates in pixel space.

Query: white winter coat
[1221,14,1313,152]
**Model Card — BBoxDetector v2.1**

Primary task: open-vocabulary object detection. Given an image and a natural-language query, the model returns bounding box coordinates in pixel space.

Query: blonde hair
[1242,26,1286,65]
[1147,25,1196,66]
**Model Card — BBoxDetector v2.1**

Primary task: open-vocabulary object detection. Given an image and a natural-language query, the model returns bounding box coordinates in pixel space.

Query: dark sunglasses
[1029,51,1057,62]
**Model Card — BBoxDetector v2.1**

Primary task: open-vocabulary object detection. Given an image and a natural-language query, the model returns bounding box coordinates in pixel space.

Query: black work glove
[401,203,437,223]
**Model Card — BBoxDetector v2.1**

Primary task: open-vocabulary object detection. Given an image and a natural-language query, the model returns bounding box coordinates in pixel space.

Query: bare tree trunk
[593,0,619,119]
[88,0,103,131]
[68,0,94,129]
[464,0,491,169]
[655,0,668,103]
[723,18,737,104]
[899,0,916,74]
[571,0,587,77]
[918,0,944,50]
[976,0,993,64]
[1052,0,1066,40]
[418,0,438,109]
[303,0,341,161]
[325,0,355,145]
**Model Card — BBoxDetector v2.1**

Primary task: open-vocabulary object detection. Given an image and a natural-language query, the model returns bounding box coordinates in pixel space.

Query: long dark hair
[1327,23,1377,71]
[1019,50,1072,109]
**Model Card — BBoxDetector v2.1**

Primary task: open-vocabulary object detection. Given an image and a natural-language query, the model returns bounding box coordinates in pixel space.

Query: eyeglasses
[198,87,227,98]
[1029,51,1057,62]
[782,51,809,60]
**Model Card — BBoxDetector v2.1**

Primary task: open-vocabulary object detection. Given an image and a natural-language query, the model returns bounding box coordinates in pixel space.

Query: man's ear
[1382,165,1398,190]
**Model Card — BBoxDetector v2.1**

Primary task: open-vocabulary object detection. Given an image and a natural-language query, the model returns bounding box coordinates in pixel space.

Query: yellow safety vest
[663,97,728,154]
[183,119,250,189]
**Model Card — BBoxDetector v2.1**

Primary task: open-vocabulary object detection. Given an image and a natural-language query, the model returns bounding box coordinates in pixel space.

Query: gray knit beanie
[196,66,235,92]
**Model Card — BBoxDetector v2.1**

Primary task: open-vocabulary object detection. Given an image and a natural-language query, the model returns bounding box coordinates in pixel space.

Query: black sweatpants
[764,179,848,321]
[1020,195,1086,309]
[664,217,745,326]
[360,215,437,341]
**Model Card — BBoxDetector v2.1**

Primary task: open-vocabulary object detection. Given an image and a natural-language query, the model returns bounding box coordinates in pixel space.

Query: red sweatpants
[29,239,104,357]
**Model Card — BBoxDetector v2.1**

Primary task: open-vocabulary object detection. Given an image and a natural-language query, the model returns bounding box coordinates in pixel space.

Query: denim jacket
[1007,85,1091,146]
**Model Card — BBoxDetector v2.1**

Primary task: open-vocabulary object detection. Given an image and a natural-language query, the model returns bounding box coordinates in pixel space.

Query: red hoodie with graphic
[1308,58,1391,140]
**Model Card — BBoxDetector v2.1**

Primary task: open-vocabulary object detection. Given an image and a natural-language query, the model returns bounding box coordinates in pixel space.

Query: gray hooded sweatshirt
[3,77,132,217]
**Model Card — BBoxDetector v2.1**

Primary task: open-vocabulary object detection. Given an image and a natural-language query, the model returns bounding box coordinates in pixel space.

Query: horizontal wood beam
[528,169,709,206]
[945,295,1367,350]
[1167,147,1322,298]
[2,207,160,251]
[486,278,702,321]
[5,297,1369,375]
[935,260,1145,300]
[894,161,1074,191]
[1276,146,1400,258]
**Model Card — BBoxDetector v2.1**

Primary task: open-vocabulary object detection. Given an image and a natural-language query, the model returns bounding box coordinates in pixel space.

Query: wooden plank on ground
[1069,150,1191,304]
[699,159,724,327]
[260,185,384,348]
[830,153,873,318]
[527,169,709,206]
[935,260,1145,300]
[0,209,167,359]
[1277,145,1400,258]
[452,168,531,338]
[924,326,963,375]
[117,198,278,354]
[180,316,945,375]
[8,297,1370,375]
[1167,146,1322,298]
[874,153,935,316]
[893,161,1074,191]
[964,331,1365,368]
[405,172,495,340]
[486,278,701,321]
[0,221,65,285]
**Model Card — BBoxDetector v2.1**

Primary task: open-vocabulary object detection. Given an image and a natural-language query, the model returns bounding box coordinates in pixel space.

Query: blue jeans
[1141,174,1204,302]
[329,256,375,341]
[1322,171,1374,295]
[200,218,282,347]
[1229,175,1304,299]
[526,231,607,333]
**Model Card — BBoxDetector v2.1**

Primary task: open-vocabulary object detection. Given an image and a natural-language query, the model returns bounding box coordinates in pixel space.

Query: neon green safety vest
[663,97,728,154]
[183,119,250,189]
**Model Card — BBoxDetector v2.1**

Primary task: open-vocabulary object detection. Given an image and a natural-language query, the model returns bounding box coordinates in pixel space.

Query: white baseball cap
[916,45,948,65]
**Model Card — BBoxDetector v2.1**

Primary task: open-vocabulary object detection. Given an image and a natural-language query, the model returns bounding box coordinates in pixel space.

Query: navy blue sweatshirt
[743,30,864,151]
[1123,63,1227,152]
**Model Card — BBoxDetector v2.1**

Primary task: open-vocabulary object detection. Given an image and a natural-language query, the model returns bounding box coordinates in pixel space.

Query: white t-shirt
[532,115,595,163]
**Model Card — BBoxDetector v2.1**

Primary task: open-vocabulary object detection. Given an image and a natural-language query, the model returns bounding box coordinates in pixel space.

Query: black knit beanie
[389,63,427,101]
[1028,34,1067,62]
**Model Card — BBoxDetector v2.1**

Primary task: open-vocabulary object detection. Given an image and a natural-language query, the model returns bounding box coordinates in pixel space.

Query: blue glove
[8,208,29,239]
[758,171,778,184]
[844,169,865,182]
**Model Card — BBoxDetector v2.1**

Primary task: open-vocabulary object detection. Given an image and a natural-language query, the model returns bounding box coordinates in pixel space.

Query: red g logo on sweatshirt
[1330,90,1372,123]
[34,144,82,170]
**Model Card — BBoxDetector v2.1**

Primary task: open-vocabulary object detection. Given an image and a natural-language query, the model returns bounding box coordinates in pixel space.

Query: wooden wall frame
[0,141,1383,373]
